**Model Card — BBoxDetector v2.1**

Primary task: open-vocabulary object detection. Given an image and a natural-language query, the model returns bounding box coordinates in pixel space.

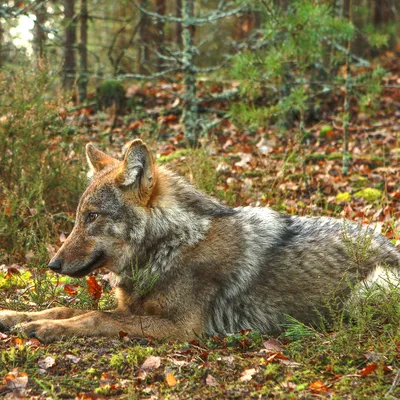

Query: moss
[157,149,192,163]
[96,79,126,111]
[336,192,352,203]
[306,153,325,161]
[327,152,343,160]
[354,188,382,202]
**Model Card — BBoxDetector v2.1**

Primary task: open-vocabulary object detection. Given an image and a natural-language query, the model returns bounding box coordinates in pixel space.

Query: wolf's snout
[48,258,63,272]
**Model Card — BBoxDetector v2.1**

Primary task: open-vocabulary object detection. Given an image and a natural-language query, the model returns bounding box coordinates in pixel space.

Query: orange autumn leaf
[64,283,78,296]
[309,380,328,391]
[361,363,378,376]
[166,373,177,387]
[87,276,102,300]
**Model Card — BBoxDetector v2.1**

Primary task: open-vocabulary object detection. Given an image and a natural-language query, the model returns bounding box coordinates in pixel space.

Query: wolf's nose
[48,258,63,272]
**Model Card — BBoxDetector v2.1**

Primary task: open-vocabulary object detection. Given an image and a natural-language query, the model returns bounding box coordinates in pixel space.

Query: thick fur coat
[0,140,399,343]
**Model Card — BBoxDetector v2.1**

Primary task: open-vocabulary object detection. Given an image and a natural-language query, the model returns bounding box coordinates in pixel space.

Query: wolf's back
[206,208,400,334]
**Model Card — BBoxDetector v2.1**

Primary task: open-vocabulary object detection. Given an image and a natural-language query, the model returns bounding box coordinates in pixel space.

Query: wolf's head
[47,139,158,277]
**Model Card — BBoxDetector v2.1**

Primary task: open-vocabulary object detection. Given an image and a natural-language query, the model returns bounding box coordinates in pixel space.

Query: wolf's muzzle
[48,258,63,272]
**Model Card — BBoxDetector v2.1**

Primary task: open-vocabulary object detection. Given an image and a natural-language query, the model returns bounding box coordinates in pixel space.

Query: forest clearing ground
[1,62,400,399]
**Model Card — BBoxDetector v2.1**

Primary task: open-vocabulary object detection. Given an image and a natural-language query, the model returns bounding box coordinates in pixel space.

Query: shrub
[0,66,85,263]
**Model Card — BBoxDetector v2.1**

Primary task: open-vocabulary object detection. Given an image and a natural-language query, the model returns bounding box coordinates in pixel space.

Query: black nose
[48,258,63,272]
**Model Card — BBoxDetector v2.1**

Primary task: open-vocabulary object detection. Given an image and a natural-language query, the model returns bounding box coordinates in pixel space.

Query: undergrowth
[0,66,85,264]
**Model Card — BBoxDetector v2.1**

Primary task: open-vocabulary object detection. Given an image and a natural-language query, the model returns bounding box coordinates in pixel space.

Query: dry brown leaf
[38,356,56,370]
[240,368,256,382]
[206,374,218,386]
[141,356,161,371]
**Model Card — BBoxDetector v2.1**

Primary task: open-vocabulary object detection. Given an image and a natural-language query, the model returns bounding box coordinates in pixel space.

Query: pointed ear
[118,139,156,201]
[86,144,118,176]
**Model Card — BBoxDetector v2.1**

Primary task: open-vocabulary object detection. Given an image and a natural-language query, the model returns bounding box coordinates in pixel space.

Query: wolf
[0,139,399,343]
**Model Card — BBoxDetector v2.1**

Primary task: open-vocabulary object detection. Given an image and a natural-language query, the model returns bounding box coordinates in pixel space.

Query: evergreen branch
[324,37,370,67]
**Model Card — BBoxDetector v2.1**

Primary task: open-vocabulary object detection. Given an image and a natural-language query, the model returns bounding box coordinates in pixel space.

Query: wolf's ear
[86,144,118,176]
[119,139,155,199]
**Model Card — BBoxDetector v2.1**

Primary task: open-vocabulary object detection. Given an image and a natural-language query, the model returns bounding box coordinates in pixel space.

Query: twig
[130,0,244,25]
[385,369,400,398]
[117,67,183,81]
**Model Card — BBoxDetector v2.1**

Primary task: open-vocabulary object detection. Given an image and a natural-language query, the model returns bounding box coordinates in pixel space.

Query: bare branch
[130,0,244,26]
[116,67,183,81]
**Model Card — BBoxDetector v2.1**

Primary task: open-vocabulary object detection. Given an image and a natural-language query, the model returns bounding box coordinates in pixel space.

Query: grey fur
[98,166,400,334]
[6,142,397,341]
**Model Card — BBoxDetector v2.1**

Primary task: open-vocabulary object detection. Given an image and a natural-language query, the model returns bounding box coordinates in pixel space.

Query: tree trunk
[176,0,182,48]
[78,0,88,102]
[63,0,77,91]
[234,11,254,41]
[0,15,3,69]
[33,0,46,63]
[181,0,198,146]
[155,0,165,72]
[137,0,150,74]
[374,0,391,27]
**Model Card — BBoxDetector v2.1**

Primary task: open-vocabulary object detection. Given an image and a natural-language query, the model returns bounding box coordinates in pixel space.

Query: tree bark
[181,0,198,146]
[137,0,150,74]
[33,0,46,63]
[155,0,165,72]
[0,14,3,69]
[63,0,77,91]
[78,0,88,102]
[176,0,182,48]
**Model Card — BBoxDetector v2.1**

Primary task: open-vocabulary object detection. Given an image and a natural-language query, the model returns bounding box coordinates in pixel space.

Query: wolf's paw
[0,310,28,332]
[13,320,63,344]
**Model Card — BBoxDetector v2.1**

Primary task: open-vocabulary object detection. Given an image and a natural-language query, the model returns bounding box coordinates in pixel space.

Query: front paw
[0,310,28,331]
[13,320,64,344]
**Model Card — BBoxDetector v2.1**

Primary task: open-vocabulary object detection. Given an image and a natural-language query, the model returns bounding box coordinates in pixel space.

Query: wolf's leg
[0,307,89,331]
[15,311,202,343]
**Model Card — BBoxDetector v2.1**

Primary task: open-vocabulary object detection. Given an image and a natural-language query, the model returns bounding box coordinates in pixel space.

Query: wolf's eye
[86,212,99,223]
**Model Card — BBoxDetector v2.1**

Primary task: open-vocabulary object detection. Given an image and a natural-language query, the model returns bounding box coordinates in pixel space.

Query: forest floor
[1,57,400,399]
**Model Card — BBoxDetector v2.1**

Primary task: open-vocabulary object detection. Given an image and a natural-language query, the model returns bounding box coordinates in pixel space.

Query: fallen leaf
[361,363,378,376]
[240,368,256,382]
[165,373,177,387]
[170,358,189,367]
[87,276,102,300]
[64,283,78,296]
[141,356,161,371]
[66,354,81,364]
[309,380,328,391]
[263,338,284,353]
[3,370,28,391]
[38,356,56,370]
[235,153,252,169]
[206,374,218,386]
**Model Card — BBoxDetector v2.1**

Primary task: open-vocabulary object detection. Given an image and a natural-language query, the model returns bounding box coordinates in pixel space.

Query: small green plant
[354,187,382,202]
[129,262,159,297]
[96,79,126,111]
[341,221,377,267]
[281,315,319,341]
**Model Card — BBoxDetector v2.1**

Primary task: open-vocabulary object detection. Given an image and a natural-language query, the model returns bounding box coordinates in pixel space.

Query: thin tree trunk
[342,0,352,175]
[0,15,3,69]
[78,0,88,102]
[33,0,46,64]
[176,0,182,48]
[181,0,198,146]
[63,0,77,91]
[155,0,165,72]
[137,0,150,74]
